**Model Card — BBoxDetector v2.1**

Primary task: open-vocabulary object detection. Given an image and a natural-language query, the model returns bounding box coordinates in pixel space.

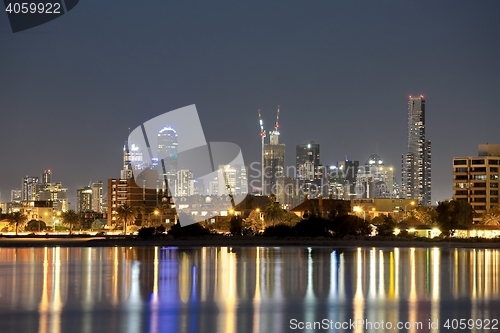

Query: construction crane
[268,105,281,145]
[258,109,266,195]
[274,105,280,133]
[160,159,177,223]
[221,166,236,210]
[221,165,241,235]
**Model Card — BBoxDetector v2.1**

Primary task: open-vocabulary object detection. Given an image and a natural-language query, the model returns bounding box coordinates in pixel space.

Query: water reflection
[0,246,499,332]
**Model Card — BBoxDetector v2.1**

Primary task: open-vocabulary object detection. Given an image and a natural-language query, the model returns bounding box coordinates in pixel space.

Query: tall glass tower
[402,95,432,206]
[157,127,178,193]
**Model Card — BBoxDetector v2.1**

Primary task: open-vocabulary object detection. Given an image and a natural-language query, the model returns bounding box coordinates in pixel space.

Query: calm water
[0,246,499,333]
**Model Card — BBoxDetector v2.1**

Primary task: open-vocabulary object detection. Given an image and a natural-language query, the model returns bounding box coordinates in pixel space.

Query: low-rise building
[453,144,500,223]
[351,197,417,220]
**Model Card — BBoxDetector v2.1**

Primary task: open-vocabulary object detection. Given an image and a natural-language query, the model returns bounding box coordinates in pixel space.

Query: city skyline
[1,1,499,205]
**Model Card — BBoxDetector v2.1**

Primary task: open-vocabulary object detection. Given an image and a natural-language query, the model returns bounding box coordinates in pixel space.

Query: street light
[353,206,366,221]
[154,210,159,226]
[402,201,415,220]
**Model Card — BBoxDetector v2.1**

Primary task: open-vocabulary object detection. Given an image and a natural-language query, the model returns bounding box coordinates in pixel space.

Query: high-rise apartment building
[401,95,431,206]
[77,186,92,212]
[11,189,22,203]
[42,170,52,184]
[121,141,145,179]
[235,165,248,195]
[91,181,104,213]
[296,141,325,198]
[217,164,248,196]
[263,131,285,204]
[176,169,194,197]
[296,141,320,171]
[37,182,68,212]
[157,127,178,193]
[22,176,39,201]
[355,154,395,199]
[453,144,500,224]
[329,160,359,199]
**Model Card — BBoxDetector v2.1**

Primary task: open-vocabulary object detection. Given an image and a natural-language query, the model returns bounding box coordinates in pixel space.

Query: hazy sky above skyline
[1,0,499,205]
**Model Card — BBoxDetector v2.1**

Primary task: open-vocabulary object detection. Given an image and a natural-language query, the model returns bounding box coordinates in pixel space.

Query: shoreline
[1,236,500,249]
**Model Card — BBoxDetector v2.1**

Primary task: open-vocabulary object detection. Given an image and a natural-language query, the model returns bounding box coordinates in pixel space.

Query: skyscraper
[296,141,324,198]
[402,95,432,206]
[22,176,39,201]
[263,131,285,204]
[296,141,320,171]
[42,170,52,184]
[91,181,104,213]
[176,169,194,197]
[157,127,178,194]
[77,186,92,212]
[121,141,145,179]
[11,189,22,203]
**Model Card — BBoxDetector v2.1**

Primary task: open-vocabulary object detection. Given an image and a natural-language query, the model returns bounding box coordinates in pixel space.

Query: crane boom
[221,166,236,209]
[274,105,280,132]
[258,109,266,137]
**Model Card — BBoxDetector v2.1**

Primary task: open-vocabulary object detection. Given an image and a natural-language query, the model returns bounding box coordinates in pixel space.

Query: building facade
[77,186,92,212]
[453,144,500,223]
[263,131,286,204]
[22,176,39,201]
[401,95,432,206]
[91,181,104,213]
[176,169,194,197]
[107,173,175,227]
[328,160,359,200]
[296,141,325,199]
[355,154,395,199]
[157,127,178,190]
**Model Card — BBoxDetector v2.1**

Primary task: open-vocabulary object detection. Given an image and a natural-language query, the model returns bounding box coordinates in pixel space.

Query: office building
[121,141,145,179]
[157,127,178,192]
[296,141,326,199]
[263,131,286,204]
[453,144,500,224]
[355,154,395,198]
[22,176,39,201]
[328,160,359,199]
[296,141,320,171]
[91,181,104,213]
[176,169,194,197]
[77,186,92,212]
[37,182,68,212]
[217,164,248,196]
[11,189,22,203]
[42,170,52,184]
[401,95,432,206]
[235,164,248,195]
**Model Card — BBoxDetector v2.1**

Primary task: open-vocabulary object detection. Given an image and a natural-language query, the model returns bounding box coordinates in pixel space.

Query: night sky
[1,0,499,206]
